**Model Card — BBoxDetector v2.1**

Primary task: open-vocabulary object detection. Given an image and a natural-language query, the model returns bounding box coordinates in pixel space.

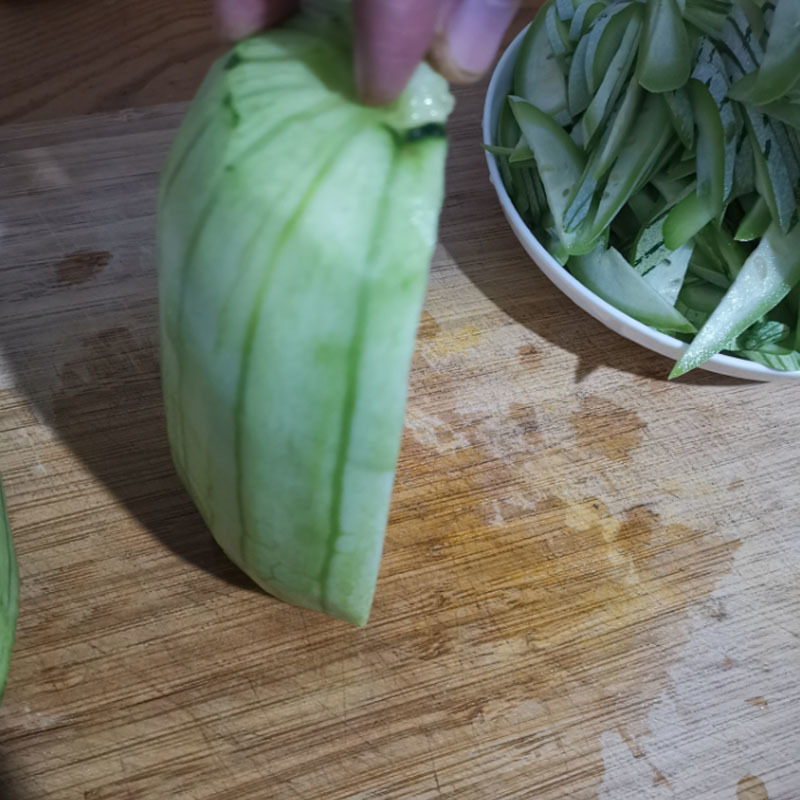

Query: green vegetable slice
[568,32,594,117]
[718,4,763,77]
[692,40,741,203]
[756,99,800,131]
[706,224,749,278]
[728,0,800,104]
[0,477,18,702]
[662,192,716,250]
[731,125,755,199]
[735,319,790,350]
[735,349,800,370]
[569,0,607,39]
[564,75,644,233]
[684,0,734,35]
[678,280,726,323]
[510,96,587,248]
[514,0,571,125]
[509,136,536,165]
[546,3,574,59]
[593,75,644,176]
[557,0,577,21]
[586,92,673,244]
[632,209,674,274]
[662,88,695,149]
[690,78,726,214]
[580,10,642,144]
[584,2,636,94]
[638,0,692,93]
[671,223,800,376]
[643,243,694,304]
[570,245,696,332]
[732,0,765,43]
[735,194,771,240]
[745,107,797,232]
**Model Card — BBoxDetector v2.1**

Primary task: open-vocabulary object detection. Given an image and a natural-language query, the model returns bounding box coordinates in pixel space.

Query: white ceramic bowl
[482,24,800,383]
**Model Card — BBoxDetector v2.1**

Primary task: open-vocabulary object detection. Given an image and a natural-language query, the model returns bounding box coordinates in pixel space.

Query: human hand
[215,0,521,104]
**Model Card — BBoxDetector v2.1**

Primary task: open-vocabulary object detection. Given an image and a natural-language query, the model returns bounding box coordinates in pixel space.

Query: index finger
[353,0,443,106]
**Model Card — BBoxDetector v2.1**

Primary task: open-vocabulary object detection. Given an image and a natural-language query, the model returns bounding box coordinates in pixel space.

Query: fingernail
[438,0,519,81]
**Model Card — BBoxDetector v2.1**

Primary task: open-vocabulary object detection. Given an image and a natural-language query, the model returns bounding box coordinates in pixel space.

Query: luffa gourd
[157,4,453,624]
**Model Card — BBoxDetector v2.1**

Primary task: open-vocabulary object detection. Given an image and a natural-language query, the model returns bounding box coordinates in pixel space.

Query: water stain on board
[517,343,541,367]
[421,322,482,360]
[417,310,441,341]
[387,366,737,797]
[507,402,541,445]
[54,250,111,286]
[569,394,646,461]
[737,775,769,800]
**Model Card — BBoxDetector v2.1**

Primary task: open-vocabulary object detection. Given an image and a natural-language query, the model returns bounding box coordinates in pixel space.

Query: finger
[216,0,299,40]
[353,0,442,106]
[430,0,521,83]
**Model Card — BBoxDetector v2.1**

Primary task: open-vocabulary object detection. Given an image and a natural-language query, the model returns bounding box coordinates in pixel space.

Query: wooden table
[0,3,797,799]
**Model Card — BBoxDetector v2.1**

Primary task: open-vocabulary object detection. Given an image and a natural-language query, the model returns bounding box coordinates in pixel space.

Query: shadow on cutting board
[440,84,749,388]
[0,749,26,800]
[0,250,258,594]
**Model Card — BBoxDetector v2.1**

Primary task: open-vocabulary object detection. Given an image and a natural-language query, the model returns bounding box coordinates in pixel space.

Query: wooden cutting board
[0,82,798,800]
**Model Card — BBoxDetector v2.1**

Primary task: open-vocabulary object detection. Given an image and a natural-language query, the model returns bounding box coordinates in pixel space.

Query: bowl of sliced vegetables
[483,0,800,382]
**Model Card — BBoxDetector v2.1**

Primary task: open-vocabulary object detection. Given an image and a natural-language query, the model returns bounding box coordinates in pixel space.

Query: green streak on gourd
[0,477,18,701]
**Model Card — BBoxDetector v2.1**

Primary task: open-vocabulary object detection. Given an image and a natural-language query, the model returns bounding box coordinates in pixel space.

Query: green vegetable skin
[157,12,453,624]
[493,0,800,376]
[0,478,18,700]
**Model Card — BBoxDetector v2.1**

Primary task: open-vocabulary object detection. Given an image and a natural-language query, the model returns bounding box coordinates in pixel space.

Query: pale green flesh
[158,19,450,624]
[0,477,18,701]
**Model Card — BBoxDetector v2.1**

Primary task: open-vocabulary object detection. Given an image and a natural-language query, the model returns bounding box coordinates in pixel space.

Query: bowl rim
[480,22,800,383]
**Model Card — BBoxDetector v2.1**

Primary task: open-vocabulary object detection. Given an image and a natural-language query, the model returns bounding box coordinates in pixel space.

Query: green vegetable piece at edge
[671,224,800,377]
[0,477,18,701]
[755,100,800,132]
[509,96,586,249]
[514,0,571,125]
[584,2,636,95]
[643,243,694,305]
[663,191,716,250]
[580,10,642,145]
[570,245,696,333]
[734,195,771,241]
[157,12,453,625]
[728,0,800,105]
[638,0,692,94]
[689,78,725,215]
[587,92,673,245]
[662,87,695,150]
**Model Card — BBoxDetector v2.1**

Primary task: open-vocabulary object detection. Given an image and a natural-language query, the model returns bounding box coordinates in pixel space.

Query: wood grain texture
[0,51,799,800]
[0,0,543,124]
